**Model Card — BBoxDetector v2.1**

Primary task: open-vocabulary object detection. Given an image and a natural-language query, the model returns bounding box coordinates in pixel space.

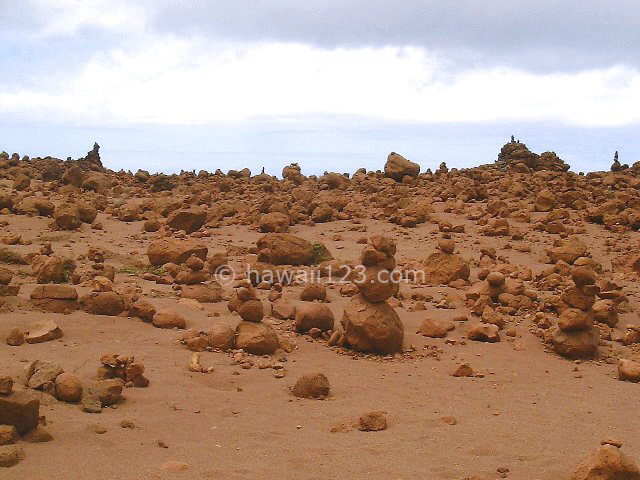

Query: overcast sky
[1,0,639,174]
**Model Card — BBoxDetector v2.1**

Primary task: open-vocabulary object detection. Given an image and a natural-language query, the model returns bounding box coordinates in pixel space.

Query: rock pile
[97,353,149,388]
[340,236,404,354]
[232,282,280,355]
[550,266,600,359]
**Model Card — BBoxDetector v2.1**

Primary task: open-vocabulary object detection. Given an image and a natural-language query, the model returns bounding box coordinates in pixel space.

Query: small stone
[0,445,25,468]
[357,411,387,432]
[0,377,13,395]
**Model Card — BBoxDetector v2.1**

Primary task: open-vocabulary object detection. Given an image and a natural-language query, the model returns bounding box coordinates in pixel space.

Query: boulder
[341,294,404,354]
[618,359,640,383]
[384,152,420,181]
[292,373,330,399]
[256,234,315,266]
[167,209,207,234]
[294,303,335,333]
[258,212,290,233]
[26,320,63,344]
[235,321,280,355]
[152,311,186,329]
[419,318,455,338]
[55,373,83,403]
[0,391,40,434]
[551,326,599,359]
[467,323,500,343]
[419,252,470,285]
[147,238,208,266]
[204,323,235,351]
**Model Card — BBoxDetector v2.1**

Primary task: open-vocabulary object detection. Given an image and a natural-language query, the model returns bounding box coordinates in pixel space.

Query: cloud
[1,37,639,128]
[143,0,640,71]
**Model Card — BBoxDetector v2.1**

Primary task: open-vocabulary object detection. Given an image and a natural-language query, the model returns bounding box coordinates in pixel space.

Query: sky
[1,0,639,175]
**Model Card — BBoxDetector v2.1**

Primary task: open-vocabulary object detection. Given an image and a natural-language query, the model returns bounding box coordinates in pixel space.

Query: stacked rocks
[551,266,600,359]
[97,353,149,388]
[0,267,18,297]
[232,282,280,355]
[341,236,404,354]
[72,247,115,283]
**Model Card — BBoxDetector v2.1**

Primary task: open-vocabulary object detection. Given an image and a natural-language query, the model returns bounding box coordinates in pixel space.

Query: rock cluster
[340,236,404,354]
[550,266,600,359]
[97,353,149,388]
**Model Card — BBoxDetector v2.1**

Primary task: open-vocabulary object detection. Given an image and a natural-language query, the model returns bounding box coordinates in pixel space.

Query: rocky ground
[1,142,640,479]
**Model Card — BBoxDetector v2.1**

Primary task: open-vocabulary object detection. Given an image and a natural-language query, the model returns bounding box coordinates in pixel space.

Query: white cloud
[26,0,145,38]
[1,36,639,127]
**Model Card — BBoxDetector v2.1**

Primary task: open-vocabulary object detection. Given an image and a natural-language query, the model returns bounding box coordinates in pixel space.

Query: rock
[548,236,588,264]
[300,283,327,302]
[551,327,599,359]
[0,377,13,395]
[0,425,18,446]
[467,323,500,343]
[34,256,72,284]
[53,203,81,230]
[237,299,265,322]
[235,321,280,355]
[82,291,125,316]
[419,252,470,285]
[180,284,223,303]
[6,329,24,346]
[87,379,124,407]
[618,359,640,382]
[55,373,83,403]
[486,271,505,287]
[384,152,420,181]
[294,303,335,333]
[357,411,387,431]
[419,317,455,338]
[341,294,404,354]
[129,299,156,321]
[26,319,63,344]
[534,189,557,212]
[204,323,235,351]
[167,208,207,234]
[152,311,186,329]
[30,284,78,300]
[22,427,53,443]
[592,300,619,327]
[147,238,208,266]
[438,239,456,254]
[27,361,64,390]
[558,309,594,332]
[271,299,296,320]
[451,363,474,377]
[0,445,25,468]
[256,234,315,266]
[571,444,640,480]
[354,265,399,303]
[0,390,40,434]
[292,373,330,399]
[259,212,290,233]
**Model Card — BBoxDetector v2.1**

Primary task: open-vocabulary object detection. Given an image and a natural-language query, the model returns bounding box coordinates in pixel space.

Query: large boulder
[419,252,470,285]
[258,212,290,233]
[53,204,81,230]
[0,391,40,435]
[384,152,420,181]
[166,209,207,234]
[551,326,600,359]
[235,321,280,355]
[294,303,335,333]
[256,234,315,266]
[341,294,404,354]
[147,238,208,266]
